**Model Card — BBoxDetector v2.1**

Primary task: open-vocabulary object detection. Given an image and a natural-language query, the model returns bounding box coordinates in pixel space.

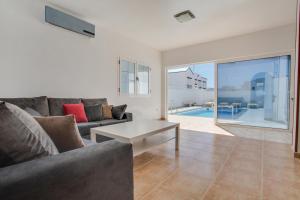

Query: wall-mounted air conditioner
[45,6,95,38]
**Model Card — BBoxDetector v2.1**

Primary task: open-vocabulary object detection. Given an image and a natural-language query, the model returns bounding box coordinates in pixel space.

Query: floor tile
[263,154,300,170]
[230,149,261,162]
[203,184,260,200]
[263,166,300,183]
[160,170,211,199]
[142,187,193,200]
[134,152,155,170]
[263,178,300,200]
[224,157,261,174]
[215,168,261,196]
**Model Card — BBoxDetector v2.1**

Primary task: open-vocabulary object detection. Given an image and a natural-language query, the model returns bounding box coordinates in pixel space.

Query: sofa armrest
[0,140,133,200]
[123,112,133,121]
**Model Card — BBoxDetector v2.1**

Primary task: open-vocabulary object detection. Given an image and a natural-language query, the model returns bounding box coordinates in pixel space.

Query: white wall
[168,89,214,108]
[0,0,162,119]
[162,25,296,119]
[163,24,296,67]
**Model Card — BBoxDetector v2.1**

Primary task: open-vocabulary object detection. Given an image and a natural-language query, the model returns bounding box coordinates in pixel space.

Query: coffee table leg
[175,125,180,151]
[91,132,96,142]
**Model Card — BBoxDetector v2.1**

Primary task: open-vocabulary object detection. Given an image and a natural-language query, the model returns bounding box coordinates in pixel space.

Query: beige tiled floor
[133,129,300,200]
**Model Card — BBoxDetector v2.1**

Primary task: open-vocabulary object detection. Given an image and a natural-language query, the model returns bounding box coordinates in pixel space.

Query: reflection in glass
[217,55,290,129]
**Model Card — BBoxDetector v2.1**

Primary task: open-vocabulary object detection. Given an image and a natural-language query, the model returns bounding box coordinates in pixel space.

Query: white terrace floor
[218,108,287,129]
[168,115,292,144]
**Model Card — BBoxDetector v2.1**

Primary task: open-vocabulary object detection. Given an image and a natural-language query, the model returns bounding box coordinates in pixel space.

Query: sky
[191,63,215,88]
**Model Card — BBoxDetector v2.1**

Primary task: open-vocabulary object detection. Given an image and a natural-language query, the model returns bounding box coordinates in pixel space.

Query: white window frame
[118,58,151,97]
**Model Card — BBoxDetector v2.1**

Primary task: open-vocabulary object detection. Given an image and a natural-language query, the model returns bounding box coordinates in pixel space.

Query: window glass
[217,55,291,129]
[120,60,135,95]
[137,64,150,95]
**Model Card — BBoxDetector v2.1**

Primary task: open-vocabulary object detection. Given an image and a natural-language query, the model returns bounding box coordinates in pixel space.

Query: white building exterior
[168,67,213,109]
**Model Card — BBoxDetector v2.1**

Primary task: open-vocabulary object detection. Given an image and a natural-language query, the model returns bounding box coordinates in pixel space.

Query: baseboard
[294,152,300,159]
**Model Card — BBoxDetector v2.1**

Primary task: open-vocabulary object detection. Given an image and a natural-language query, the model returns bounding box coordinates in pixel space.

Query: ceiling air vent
[174,10,195,23]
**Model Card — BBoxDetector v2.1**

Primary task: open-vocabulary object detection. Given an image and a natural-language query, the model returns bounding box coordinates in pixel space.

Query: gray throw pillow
[24,107,42,116]
[84,104,103,121]
[0,102,58,168]
[81,98,108,107]
[112,104,127,120]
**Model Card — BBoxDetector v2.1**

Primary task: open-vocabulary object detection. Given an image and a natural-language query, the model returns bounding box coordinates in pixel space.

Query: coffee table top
[91,120,179,142]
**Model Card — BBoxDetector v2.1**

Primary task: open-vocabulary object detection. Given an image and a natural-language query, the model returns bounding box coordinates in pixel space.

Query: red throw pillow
[63,104,88,123]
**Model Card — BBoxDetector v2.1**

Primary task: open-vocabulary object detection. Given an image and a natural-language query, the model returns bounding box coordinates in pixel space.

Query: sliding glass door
[217,55,291,129]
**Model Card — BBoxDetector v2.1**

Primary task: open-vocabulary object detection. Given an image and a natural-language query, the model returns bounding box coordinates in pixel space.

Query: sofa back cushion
[48,98,81,116]
[0,96,49,116]
[0,102,58,168]
[81,98,108,107]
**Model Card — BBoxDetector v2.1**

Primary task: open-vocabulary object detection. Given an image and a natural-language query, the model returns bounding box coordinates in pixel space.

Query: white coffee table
[90,120,180,155]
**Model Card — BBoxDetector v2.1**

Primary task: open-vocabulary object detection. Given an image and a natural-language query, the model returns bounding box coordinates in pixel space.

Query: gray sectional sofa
[0,96,134,200]
[0,96,133,141]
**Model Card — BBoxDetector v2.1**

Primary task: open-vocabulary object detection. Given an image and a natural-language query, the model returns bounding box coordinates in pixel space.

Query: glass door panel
[217,55,291,129]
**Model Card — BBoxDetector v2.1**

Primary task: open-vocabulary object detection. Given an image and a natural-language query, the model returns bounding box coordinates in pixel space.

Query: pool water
[174,108,244,118]
[175,108,214,118]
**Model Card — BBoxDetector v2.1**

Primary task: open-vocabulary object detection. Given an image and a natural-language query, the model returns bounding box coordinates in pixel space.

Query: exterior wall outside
[168,88,213,109]
[168,67,209,108]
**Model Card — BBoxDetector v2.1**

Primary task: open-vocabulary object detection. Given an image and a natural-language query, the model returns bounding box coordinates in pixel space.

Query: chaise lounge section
[0,140,133,200]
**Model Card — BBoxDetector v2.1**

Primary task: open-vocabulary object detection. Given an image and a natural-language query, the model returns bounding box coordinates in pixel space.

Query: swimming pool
[174,108,244,118]
[175,108,214,118]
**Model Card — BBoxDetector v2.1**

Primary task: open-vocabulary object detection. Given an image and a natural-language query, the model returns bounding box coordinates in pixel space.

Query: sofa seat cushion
[48,98,81,116]
[0,96,49,116]
[77,121,101,136]
[0,102,58,167]
[100,119,128,126]
[82,134,113,143]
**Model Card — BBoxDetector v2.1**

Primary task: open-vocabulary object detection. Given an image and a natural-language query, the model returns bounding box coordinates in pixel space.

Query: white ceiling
[48,0,297,51]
